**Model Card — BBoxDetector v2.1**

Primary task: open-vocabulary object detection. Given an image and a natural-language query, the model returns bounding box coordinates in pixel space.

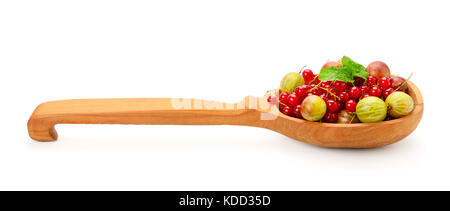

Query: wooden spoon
[27,81,423,148]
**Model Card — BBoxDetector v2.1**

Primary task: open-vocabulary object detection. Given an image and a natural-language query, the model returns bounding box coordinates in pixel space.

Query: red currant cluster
[267,69,408,123]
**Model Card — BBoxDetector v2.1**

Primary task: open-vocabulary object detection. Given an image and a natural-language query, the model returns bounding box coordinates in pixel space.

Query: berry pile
[267,56,414,123]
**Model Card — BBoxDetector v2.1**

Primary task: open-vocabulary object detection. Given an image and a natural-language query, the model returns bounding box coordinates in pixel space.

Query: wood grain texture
[27,81,423,148]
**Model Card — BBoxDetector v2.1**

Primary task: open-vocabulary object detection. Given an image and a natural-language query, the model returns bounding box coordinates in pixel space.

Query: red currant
[361,93,370,99]
[323,112,338,123]
[354,77,365,87]
[333,81,347,92]
[294,85,309,97]
[286,93,300,107]
[326,99,340,113]
[345,99,357,112]
[329,87,339,96]
[302,69,315,83]
[312,75,321,84]
[311,87,323,95]
[338,101,345,110]
[367,76,377,86]
[349,87,362,99]
[319,93,328,101]
[360,85,369,95]
[321,84,331,90]
[382,88,394,99]
[321,81,331,86]
[293,104,302,118]
[338,91,350,103]
[378,77,391,90]
[281,106,293,116]
[298,96,305,104]
[279,92,289,104]
[346,82,353,89]
[267,96,277,104]
[369,86,382,97]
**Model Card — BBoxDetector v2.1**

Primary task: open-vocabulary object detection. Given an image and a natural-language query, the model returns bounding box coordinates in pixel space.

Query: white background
[0,0,447,190]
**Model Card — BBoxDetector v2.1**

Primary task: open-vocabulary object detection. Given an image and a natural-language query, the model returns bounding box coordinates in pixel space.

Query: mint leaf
[352,68,369,80]
[335,66,355,82]
[341,56,368,81]
[318,56,368,83]
[318,66,338,81]
[319,66,354,82]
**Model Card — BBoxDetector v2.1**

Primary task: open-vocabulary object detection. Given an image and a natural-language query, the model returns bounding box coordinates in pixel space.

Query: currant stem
[265,89,278,96]
[318,86,339,99]
[394,73,413,92]
[308,81,323,92]
[278,100,287,107]
[298,65,307,74]
[348,114,356,124]
[308,74,320,85]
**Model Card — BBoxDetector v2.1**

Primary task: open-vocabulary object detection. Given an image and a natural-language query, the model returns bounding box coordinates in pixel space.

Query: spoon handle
[27,97,263,141]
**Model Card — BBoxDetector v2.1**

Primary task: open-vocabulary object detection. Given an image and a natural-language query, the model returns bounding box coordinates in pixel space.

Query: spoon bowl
[257,81,423,148]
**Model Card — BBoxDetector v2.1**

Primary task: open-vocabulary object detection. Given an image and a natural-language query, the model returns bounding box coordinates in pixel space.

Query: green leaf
[319,66,354,82]
[352,68,369,80]
[318,66,338,81]
[341,56,368,81]
[318,56,368,83]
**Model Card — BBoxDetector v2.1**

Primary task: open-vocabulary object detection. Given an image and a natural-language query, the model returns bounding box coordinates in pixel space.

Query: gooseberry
[321,61,342,69]
[355,97,387,123]
[385,92,414,118]
[366,61,391,79]
[301,95,327,122]
[390,76,408,92]
[337,110,360,124]
[280,72,305,93]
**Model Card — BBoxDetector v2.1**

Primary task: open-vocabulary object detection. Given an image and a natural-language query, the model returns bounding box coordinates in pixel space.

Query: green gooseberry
[279,72,305,93]
[385,91,414,118]
[356,97,387,123]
